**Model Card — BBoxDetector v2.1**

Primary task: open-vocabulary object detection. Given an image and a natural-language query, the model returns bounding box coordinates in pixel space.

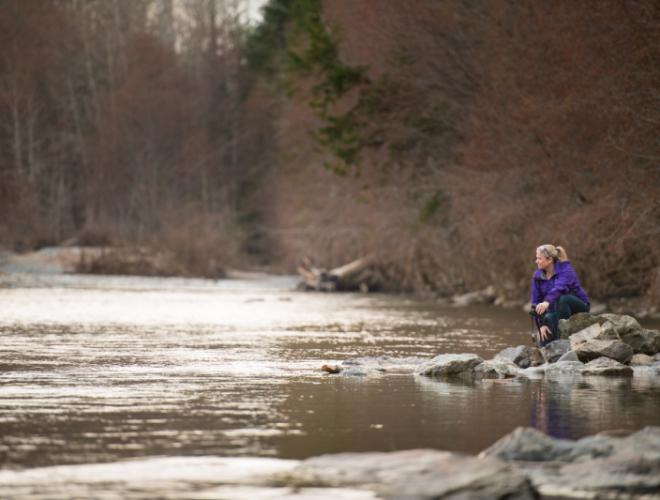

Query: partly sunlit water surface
[1,272,659,494]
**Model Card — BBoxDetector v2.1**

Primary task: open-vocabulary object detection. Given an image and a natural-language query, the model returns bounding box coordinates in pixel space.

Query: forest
[1,0,659,308]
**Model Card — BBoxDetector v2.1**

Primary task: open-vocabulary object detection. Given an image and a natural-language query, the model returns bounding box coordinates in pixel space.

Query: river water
[1,272,659,495]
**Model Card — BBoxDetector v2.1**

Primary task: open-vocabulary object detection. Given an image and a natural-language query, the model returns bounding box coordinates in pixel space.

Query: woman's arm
[531,277,540,307]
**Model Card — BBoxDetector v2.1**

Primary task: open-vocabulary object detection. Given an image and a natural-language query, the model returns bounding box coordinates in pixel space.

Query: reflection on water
[0,272,659,472]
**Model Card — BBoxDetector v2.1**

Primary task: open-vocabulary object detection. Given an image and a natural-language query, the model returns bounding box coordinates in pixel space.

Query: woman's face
[535,250,553,271]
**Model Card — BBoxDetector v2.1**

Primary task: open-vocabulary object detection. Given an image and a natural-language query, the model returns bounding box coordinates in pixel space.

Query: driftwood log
[297,255,376,292]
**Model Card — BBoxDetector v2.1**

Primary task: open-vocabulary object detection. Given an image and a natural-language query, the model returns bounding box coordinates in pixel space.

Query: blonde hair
[536,244,568,262]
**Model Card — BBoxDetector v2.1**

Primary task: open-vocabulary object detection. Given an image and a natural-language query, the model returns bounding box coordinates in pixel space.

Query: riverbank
[2,246,659,321]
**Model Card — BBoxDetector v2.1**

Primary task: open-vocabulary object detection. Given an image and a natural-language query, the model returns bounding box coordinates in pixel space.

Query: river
[1,272,659,496]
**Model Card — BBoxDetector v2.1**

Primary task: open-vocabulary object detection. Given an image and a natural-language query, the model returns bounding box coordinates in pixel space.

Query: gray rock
[621,328,660,355]
[581,357,633,376]
[288,449,536,499]
[540,339,570,363]
[524,427,660,498]
[573,339,634,364]
[544,360,584,376]
[630,353,655,366]
[559,313,603,339]
[495,346,544,369]
[480,427,574,462]
[416,353,483,378]
[569,322,620,351]
[557,350,580,363]
[474,359,520,379]
[480,427,615,463]
[599,313,644,337]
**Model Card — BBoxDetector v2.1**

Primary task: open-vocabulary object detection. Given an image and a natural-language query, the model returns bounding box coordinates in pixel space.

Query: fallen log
[297,255,375,292]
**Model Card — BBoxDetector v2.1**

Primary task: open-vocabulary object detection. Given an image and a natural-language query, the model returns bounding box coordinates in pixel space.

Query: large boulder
[480,427,575,462]
[416,353,483,378]
[540,339,570,363]
[559,313,603,339]
[620,328,660,355]
[522,427,660,498]
[495,346,544,369]
[581,357,633,376]
[573,339,634,364]
[569,322,619,351]
[480,427,613,463]
[598,313,644,337]
[288,449,536,499]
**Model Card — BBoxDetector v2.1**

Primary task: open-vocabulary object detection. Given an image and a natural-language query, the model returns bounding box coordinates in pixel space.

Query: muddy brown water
[1,273,659,474]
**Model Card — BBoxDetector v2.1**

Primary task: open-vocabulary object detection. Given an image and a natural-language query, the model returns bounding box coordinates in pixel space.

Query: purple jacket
[531,260,589,309]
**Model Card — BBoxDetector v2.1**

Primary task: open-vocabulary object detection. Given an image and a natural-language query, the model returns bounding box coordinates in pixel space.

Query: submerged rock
[416,353,483,378]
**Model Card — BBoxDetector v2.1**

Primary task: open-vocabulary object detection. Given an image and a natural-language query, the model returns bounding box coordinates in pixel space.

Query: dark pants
[538,295,590,347]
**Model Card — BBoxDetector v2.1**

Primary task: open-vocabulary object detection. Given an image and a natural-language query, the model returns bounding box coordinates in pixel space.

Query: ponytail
[537,244,569,262]
[555,245,568,262]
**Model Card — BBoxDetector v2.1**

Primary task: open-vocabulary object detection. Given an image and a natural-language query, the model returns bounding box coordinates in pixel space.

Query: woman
[531,244,590,347]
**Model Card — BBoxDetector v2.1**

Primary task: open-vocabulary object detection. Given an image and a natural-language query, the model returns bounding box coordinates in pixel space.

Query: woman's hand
[535,301,550,315]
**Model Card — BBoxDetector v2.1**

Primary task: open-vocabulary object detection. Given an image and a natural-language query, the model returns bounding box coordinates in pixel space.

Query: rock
[544,361,584,376]
[569,322,619,350]
[474,359,520,379]
[621,328,660,355]
[559,313,603,339]
[581,357,633,376]
[523,427,660,498]
[287,449,536,499]
[599,313,644,337]
[630,353,655,366]
[573,339,634,364]
[480,427,614,463]
[540,339,570,363]
[416,353,483,378]
[480,427,574,462]
[557,350,580,363]
[494,346,544,369]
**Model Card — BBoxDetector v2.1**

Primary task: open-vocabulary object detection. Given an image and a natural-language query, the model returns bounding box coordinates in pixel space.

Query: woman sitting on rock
[531,244,590,347]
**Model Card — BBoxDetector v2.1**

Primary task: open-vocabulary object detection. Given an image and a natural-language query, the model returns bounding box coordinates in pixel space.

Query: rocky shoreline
[414,312,660,381]
[323,313,660,381]
[1,425,658,499]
